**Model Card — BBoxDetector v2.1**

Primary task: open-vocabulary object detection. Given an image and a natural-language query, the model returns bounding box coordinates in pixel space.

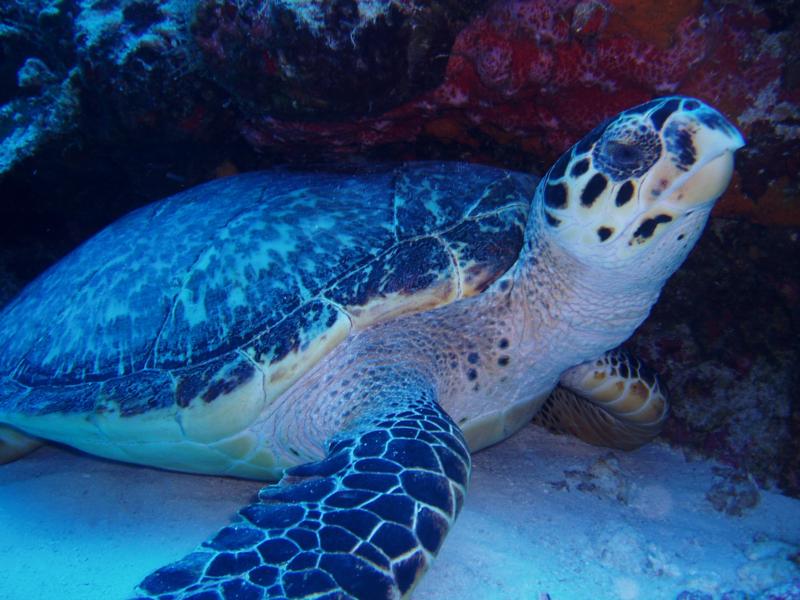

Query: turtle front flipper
[135,378,470,600]
[0,424,43,463]
[534,349,668,451]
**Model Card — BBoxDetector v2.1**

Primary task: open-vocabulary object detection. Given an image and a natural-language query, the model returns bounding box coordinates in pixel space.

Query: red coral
[487,0,574,44]
[235,0,797,225]
[513,40,554,87]
[475,33,515,91]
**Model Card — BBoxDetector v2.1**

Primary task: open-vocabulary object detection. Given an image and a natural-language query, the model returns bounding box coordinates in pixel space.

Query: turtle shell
[0,163,534,468]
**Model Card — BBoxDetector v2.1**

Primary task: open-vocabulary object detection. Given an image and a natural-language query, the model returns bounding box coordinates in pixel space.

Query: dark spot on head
[695,108,738,137]
[633,214,673,240]
[498,338,509,349]
[497,356,510,367]
[467,369,478,381]
[664,121,696,171]
[545,211,561,227]
[597,227,613,242]
[615,181,634,206]
[650,98,681,131]
[467,352,479,365]
[549,151,571,180]
[449,361,457,369]
[544,182,568,209]
[499,280,510,291]
[581,173,607,207]
[677,233,685,240]
[683,99,700,111]
[571,158,590,177]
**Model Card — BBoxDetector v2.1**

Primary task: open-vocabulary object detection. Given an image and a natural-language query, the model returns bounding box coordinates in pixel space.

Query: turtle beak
[656,107,745,211]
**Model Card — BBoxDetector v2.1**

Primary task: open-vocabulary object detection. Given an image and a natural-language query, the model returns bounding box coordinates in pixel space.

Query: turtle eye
[606,141,642,166]
[592,119,662,182]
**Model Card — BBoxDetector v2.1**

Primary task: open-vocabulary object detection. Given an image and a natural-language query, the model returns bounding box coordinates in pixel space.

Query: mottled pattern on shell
[0,162,534,416]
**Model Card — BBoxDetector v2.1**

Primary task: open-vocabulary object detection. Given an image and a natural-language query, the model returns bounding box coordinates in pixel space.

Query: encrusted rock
[563,452,630,504]
[706,466,760,516]
[736,535,800,593]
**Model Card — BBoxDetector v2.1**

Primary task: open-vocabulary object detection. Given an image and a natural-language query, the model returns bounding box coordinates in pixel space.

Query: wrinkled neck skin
[398,218,665,452]
[498,214,662,391]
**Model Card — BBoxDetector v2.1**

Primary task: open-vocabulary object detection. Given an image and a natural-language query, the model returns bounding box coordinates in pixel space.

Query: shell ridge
[317,297,355,330]
[433,233,463,300]
[465,171,513,217]
[147,200,266,370]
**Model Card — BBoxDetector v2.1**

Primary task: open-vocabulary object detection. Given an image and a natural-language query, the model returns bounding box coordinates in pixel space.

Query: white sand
[1,425,798,600]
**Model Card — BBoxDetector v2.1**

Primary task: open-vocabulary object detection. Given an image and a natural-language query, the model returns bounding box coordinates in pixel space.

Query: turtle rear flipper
[0,425,42,463]
[136,375,470,600]
[535,349,668,451]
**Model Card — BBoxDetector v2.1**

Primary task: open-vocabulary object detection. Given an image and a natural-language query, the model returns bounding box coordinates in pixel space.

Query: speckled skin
[0,97,743,599]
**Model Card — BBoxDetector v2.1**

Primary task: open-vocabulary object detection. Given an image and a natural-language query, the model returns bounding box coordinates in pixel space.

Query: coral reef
[193,0,484,119]
[0,0,485,174]
[0,0,79,173]
[2,0,797,219]
[239,0,799,224]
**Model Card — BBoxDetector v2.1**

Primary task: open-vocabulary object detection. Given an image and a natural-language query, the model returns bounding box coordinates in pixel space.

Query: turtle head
[536,96,744,285]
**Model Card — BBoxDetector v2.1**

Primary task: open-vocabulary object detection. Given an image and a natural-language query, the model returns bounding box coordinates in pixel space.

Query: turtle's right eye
[605,141,642,167]
[593,118,662,182]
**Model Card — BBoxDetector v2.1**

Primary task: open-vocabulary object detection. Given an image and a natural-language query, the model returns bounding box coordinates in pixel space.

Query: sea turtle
[0,96,743,599]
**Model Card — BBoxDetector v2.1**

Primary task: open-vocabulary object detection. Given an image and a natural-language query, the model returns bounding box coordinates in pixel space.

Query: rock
[563,452,631,504]
[736,535,800,592]
[17,57,57,88]
[194,0,484,119]
[706,466,761,516]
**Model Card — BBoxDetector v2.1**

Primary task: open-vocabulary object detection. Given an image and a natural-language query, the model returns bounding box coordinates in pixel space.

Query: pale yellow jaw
[659,150,736,211]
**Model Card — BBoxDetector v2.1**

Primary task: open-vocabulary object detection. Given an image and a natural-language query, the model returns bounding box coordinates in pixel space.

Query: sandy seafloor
[1,425,798,600]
